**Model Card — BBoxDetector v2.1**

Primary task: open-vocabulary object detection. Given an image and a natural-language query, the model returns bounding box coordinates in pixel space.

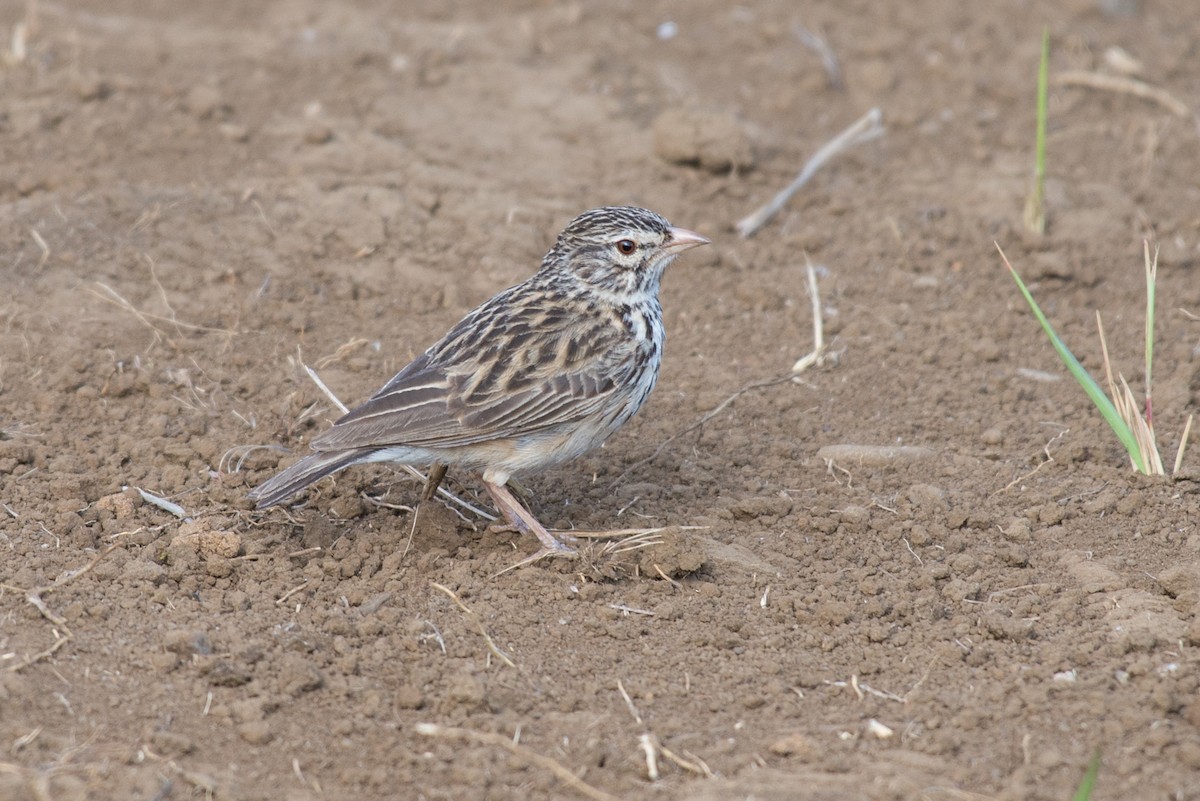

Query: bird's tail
[248,450,371,509]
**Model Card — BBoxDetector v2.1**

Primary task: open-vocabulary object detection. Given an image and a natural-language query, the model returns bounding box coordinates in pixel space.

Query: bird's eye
[615,239,637,255]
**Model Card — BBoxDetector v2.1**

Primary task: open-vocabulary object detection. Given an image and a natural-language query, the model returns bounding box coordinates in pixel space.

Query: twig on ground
[792,257,829,376]
[430,582,516,668]
[653,564,682,588]
[616,679,643,725]
[639,733,659,781]
[301,361,349,414]
[598,529,666,556]
[30,229,49,268]
[1055,70,1189,117]
[2,543,122,672]
[658,741,714,777]
[737,107,884,237]
[608,603,655,617]
[794,24,842,89]
[275,580,309,606]
[135,487,190,520]
[315,338,371,369]
[88,282,240,342]
[1174,414,1194,475]
[992,428,1068,497]
[415,723,628,801]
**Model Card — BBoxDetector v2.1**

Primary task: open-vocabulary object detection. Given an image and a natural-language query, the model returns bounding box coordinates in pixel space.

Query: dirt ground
[2,1,1200,799]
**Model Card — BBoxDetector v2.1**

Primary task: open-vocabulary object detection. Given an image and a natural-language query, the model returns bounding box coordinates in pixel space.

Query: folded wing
[311,308,631,452]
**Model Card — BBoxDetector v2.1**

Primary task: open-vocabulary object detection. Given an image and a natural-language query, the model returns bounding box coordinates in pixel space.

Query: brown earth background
[2,1,1200,799]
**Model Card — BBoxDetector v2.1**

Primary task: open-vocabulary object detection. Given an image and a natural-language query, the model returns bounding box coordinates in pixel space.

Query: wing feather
[310,288,638,452]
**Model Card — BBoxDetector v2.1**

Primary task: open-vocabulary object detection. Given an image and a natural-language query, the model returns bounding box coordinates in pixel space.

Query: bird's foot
[557,526,667,540]
[483,479,580,574]
[493,540,577,576]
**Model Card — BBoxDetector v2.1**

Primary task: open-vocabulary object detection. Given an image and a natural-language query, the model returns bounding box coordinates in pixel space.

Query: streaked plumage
[249,206,709,564]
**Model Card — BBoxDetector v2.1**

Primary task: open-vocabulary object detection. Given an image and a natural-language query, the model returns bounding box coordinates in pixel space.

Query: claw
[492,542,576,576]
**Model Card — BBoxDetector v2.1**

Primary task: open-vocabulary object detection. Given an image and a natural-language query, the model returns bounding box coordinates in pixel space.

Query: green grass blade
[1071,751,1101,801]
[1035,27,1048,194]
[1024,27,1050,234]
[1004,254,1147,473]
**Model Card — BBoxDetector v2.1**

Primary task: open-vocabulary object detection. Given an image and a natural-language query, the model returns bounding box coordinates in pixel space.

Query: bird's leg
[484,480,577,569]
[422,463,529,509]
[505,477,537,510]
[420,463,448,501]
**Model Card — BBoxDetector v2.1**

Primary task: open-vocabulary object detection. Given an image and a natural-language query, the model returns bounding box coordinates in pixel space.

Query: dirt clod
[653,107,754,172]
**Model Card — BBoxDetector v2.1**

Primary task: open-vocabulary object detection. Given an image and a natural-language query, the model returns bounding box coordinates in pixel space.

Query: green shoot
[1003,242,1194,474]
[1024,27,1050,234]
[1071,751,1101,801]
[1000,245,1144,472]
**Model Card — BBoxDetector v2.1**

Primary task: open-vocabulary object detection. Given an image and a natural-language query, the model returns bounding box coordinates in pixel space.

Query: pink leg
[484,480,577,567]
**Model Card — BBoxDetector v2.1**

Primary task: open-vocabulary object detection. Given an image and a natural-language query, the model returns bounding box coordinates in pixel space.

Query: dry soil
[2,2,1200,800]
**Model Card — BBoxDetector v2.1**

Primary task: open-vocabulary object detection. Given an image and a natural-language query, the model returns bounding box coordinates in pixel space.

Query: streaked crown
[543,206,695,296]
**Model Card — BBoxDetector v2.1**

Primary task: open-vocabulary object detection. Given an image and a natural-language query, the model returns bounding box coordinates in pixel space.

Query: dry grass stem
[598,530,665,556]
[794,24,842,89]
[658,742,715,777]
[608,603,656,616]
[792,257,829,375]
[430,582,516,668]
[88,282,240,342]
[569,526,673,540]
[314,337,371,369]
[135,487,190,520]
[737,107,883,237]
[1174,414,1194,475]
[414,723,628,801]
[616,679,643,725]
[301,361,350,415]
[398,499,423,559]
[1097,313,1164,474]
[3,542,121,672]
[275,580,309,605]
[653,564,683,588]
[639,733,659,780]
[857,681,908,704]
[30,229,49,268]
[993,429,1067,497]
[360,495,416,514]
[1056,70,1189,117]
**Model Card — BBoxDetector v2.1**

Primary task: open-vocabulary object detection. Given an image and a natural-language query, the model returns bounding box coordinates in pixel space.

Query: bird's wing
[310,291,636,452]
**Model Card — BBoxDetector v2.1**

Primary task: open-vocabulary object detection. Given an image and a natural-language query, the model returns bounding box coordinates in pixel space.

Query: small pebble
[238,720,273,745]
[183,85,225,119]
[653,107,754,172]
[219,123,250,142]
[304,123,334,145]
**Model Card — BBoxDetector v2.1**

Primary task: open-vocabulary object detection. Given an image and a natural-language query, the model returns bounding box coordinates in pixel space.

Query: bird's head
[544,206,709,297]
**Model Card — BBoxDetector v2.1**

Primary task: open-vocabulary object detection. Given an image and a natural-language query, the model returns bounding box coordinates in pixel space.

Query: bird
[248,205,710,566]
